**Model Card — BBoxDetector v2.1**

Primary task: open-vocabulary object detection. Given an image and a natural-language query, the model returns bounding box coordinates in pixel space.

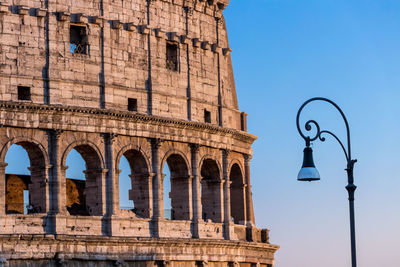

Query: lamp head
[297,146,320,182]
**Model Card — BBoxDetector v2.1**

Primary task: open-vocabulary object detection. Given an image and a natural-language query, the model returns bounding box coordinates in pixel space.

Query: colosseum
[0,0,279,265]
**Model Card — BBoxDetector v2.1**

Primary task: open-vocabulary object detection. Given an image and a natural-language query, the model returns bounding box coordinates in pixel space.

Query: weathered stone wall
[0,0,242,129]
[0,115,277,264]
[0,0,279,265]
[0,235,277,266]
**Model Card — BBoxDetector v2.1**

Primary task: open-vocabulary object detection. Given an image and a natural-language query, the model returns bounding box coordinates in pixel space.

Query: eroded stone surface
[0,0,278,265]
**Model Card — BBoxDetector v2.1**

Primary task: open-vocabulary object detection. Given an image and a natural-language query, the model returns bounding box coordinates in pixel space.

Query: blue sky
[224,1,400,266]
[4,1,400,266]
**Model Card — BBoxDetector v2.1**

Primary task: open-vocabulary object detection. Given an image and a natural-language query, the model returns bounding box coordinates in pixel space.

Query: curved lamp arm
[296,97,353,161]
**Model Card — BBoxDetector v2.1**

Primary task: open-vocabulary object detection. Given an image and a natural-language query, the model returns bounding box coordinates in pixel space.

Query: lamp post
[296,97,357,267]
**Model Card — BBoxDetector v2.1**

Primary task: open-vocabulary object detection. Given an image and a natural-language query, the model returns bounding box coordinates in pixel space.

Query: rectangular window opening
[204,109,211,123]
[166,42,178,71]
[18,86,31,101]
[128,98,138,112]
[70,25,88,54]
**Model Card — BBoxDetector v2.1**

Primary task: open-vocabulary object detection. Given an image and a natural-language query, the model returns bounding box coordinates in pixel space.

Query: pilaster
[129,173,154,219]
[150,138,163,237]
[47,129,67,234]
[190,143,201,238]
[222,149,233,239]
[244,154,255,225]
[244,154,256,242]
[102,133,117,217]
[102,133,117,235]
[0,162,8,215]
[29,165,52,214]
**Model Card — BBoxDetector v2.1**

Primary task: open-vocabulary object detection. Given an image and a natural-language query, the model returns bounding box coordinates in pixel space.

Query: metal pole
[346,160,357,267]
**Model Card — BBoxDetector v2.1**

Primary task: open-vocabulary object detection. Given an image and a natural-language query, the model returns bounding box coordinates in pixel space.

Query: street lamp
[296,97,358,267]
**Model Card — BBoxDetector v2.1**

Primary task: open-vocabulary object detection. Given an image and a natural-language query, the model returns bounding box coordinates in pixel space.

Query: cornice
[0,233,279,252]
[0,101,257,144]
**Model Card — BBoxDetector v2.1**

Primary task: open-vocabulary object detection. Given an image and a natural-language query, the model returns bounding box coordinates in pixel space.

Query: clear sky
[4,1,400,266]
[224,0,400,266]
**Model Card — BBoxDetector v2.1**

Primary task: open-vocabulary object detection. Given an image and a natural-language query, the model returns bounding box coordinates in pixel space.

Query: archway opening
[162,154,190,220]
[118,156,132,211]
[119,149,151,218]
[200,159,222,223]
[230,163,246,224]
[163,164,171,219]
[65,148,87,215]
[5,142,47,214]
[65,145,103,216]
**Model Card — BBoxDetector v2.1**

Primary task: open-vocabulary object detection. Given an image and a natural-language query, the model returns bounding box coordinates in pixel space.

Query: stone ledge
[0,234,279,264]
[0,101,257,148]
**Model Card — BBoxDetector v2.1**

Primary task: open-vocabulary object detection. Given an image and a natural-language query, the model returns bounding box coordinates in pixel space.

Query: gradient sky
[224,1,400,266]
[4,1,400,266]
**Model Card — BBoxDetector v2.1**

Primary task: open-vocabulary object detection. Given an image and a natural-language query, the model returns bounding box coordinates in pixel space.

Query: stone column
[29,165,51,213]
[170,174,193,220]
[47,130,67,215]
[0,162,8,215]
[244,154,255,225]
[110,168,122,236]
[130,173,154,218]
[150,138,163,237]
[102,133,116,235]
[84,168,108,216]
[114,168,122,214]
[58,165,68,215]
[98,168,108,216]
[47,130,66,234]
[201,178,224,223]
[222,149,233,239]
[190,144,201,238]
[102,133,116,217]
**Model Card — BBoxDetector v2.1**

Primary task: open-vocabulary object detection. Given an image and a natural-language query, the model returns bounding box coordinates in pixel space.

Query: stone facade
[0,0,279,266]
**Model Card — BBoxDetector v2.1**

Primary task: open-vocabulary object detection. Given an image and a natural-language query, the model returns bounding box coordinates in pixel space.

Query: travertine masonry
[0,0,279,266]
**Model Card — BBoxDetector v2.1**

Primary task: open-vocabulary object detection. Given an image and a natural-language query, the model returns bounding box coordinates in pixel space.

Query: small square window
[128,98,138,112]
[18,86,31,101]
[166,42,178,71]
[70,25,88,54]
[204,109,211,123]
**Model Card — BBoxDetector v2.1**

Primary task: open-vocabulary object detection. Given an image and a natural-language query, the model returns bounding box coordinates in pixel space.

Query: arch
[117,146,152,218]
[199,158,221,180]
[229,163,246,224]
[200,157,223,223]
[62,141,105,216]
[61,140,105,171]
[1,138,49,215]
[0,137,50,166]
[161,151,191,220]
[199,154,222,180]
[228,159,245,184]
[115,144,151,174]
[160,149,191,177]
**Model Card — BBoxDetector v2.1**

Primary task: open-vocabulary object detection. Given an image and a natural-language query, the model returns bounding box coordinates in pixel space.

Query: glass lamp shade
[297,167,320,181]
[297,146,321,182]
